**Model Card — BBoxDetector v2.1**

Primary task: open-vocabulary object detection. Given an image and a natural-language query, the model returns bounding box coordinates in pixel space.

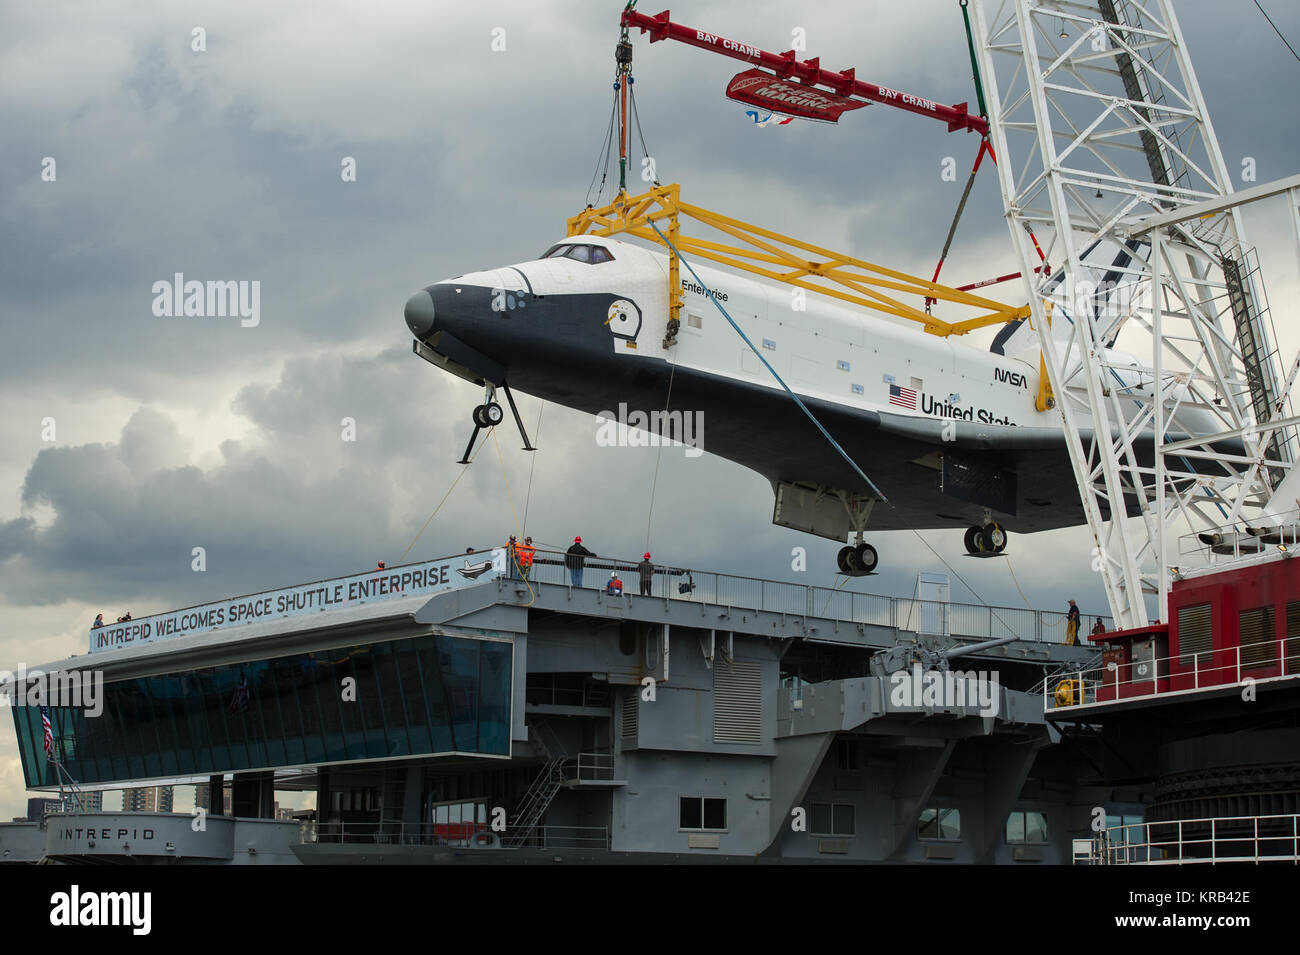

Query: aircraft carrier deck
[2,546,1147,864]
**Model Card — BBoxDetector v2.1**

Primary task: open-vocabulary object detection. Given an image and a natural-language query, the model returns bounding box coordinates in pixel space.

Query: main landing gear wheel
[854,542,878,573]
[964,523,1007,555]
[981,521,1007,553]
[837,543,878,575]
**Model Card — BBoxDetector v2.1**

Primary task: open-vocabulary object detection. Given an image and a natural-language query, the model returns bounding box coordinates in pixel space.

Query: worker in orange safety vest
[518,537,536,579]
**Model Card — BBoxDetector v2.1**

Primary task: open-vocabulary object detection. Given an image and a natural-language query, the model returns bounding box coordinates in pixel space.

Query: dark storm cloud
[0,0,1294,624]
[0,328,1110,622]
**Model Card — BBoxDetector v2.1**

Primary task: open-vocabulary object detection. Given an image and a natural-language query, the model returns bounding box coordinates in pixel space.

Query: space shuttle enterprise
[404,231,1216,575]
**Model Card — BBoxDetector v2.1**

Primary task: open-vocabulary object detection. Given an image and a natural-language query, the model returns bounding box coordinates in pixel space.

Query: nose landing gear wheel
[837,546,854,574]
[472,404,488,428]
[964,526,982,555]
[483,402,504,426]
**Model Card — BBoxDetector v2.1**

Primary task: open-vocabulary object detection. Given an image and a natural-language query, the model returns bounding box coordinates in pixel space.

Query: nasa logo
[606,298,643,345]
[995,368,1027,388]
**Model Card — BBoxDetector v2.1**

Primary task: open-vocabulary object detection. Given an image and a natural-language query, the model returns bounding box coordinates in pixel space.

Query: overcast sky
[1,0,1297,819]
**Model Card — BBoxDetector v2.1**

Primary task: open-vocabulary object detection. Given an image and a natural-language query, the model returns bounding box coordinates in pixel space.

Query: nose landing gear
[458,381,536,464]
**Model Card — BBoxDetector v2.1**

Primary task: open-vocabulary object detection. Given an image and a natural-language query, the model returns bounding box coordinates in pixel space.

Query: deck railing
[307,821,609,850]
[514,547,1109,645]
[88,544,1111,653]
[1043,635,1300,711]
[1092,813,1300,864]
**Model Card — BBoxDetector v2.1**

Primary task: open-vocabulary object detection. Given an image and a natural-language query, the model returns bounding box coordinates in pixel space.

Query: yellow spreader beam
[567,184,1031,341]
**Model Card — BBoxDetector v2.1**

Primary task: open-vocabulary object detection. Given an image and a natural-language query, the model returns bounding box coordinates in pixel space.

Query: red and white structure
[970,0,1300,630]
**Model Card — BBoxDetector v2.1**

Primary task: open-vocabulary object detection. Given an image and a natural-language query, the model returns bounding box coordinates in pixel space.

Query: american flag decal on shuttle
[888,384,917,410]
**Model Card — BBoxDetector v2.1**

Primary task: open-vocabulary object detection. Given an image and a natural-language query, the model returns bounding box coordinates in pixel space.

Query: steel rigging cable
[647,220,1055,629]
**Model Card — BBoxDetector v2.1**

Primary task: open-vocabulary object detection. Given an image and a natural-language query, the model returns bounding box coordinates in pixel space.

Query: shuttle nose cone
[404,289,436,340]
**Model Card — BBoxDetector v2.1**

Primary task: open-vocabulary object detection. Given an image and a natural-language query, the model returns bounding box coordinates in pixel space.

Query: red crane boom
[620,8,988,136]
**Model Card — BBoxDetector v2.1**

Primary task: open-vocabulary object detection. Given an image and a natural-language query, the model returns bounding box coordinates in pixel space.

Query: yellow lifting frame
[567,184,1031,342]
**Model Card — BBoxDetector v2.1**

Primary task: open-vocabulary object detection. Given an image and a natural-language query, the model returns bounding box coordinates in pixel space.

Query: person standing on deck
[566,536,595,587]
[637,553,654,596]
[1065,599,1081,646]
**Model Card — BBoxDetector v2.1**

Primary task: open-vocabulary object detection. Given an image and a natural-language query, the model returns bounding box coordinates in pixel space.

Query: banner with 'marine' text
[89,549,506,654]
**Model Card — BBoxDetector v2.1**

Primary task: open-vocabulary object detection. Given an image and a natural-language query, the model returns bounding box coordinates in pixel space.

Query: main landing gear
[963,513,1008,556]
[834,494,878,576]
[458,380,536,464]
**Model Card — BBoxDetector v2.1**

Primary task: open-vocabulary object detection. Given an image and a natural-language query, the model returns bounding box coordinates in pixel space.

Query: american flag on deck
[41,706,53,758]
[888,384,917,410]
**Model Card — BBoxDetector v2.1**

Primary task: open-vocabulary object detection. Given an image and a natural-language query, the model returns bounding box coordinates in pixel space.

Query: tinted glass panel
[702,798,726,830]
[679,797,702,829]
[832,804,854,836]
[13,634,512,787]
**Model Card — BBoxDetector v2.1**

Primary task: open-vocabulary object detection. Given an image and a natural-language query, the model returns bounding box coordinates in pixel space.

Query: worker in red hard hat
[565,536,595,588]
[637,552,655,596]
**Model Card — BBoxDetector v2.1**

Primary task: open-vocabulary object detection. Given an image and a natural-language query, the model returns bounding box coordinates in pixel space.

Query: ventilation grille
[1178,603,1213,668]
[1239,606,1277,669]
[621,688,638,740]
[713,658,762,744]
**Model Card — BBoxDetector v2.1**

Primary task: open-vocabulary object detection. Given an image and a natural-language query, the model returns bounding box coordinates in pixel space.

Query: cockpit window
[539,243,615,264]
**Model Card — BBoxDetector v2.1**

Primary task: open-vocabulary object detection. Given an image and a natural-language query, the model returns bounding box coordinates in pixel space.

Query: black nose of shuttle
[404,289,436,340]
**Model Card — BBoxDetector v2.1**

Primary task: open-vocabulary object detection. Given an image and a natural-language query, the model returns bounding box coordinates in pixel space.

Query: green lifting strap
[960,0,988,121]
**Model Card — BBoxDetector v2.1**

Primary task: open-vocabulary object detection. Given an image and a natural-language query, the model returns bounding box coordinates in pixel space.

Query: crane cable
[926,0,997,313]
[643,354,678,552]
[1254,0,1300,64]
[650,219,885,501]
[649,221,1054,634]
[584,90,620,209]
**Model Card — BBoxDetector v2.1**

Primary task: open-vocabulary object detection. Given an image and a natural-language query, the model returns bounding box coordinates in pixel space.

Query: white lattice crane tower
[970,0,1300,628]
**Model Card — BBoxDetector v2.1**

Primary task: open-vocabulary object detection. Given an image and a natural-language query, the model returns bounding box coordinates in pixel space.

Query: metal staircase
[504,720,571,848]
[1222,249,1288,488]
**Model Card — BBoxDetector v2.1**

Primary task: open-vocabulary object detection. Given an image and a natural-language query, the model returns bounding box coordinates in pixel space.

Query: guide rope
[492,428,537,607]
[398,426,493,563]
[521,401,545,535]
